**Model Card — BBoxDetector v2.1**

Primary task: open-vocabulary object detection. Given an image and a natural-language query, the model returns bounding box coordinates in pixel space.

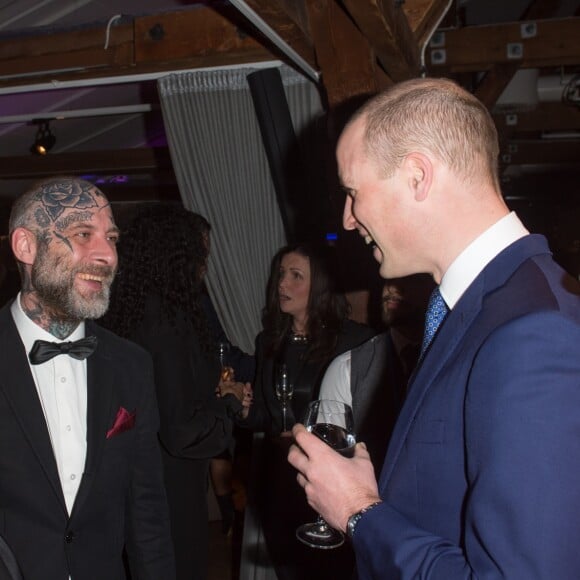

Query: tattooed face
[31,235,116,320]
[21,179,119,326]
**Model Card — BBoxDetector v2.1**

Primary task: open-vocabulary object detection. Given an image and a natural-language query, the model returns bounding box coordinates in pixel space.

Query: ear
[403,152,433,202]
[11,227,37,266]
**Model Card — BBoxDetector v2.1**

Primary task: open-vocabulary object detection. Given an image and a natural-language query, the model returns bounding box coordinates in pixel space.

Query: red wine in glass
[295,399,356,549]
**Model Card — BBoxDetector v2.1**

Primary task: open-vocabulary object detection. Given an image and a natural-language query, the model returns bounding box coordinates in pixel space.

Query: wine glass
[275,363,293,431]
[295,399,356,549]
[217,342,234,381]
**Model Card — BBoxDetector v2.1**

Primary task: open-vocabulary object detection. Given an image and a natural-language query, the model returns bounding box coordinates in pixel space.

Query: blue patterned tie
[420,287,449,357]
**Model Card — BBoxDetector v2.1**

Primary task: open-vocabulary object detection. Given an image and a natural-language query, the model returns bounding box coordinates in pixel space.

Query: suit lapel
[70,323,114,519]
[379,235,551,489]
[0,305,67,514]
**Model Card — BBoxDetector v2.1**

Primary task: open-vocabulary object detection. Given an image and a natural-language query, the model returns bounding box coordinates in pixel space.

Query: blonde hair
[352,78,500,190]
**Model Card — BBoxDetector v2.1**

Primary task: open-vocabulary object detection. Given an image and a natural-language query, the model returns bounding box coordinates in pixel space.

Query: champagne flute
[275,363,293,431]
[217,342,234,381]
[296,399,356,549]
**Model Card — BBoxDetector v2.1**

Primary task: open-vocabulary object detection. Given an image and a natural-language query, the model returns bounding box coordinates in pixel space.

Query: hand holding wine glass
[295,399,356,549]
[217,342,234,382]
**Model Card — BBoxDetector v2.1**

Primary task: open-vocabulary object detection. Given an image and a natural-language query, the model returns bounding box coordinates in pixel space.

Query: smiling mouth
[78,273,106,283]
[363,233,377,250]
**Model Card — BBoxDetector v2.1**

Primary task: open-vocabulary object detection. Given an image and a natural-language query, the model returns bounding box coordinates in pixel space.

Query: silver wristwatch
[346,501,382,539]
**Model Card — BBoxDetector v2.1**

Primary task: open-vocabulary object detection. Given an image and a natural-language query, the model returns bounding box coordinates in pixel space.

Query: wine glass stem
[282,405,287,431]
[315,515,328,531]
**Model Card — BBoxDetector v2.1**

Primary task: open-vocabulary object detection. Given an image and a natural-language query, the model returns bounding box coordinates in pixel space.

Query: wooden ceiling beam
[238,0,316,65]
[426,17,580,73]
[520,0,564,20]
[0,148,173,179]
[499,139,580,166]
[475,63,522,109]
[0,6,275,90]
[0,21,135,80]
[494,102,580,135]
[475,0,566,110]
[133,7,277,67]
[404,0,455,54]
[304,0,384,109]
[340,0,420,81]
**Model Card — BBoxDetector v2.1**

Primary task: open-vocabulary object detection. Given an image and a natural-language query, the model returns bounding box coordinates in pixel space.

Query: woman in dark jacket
[226,243,374,580]
[102,204,241,580]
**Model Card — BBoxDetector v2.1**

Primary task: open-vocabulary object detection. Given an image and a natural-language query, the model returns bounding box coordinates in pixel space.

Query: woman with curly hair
[226,243,374,580]
[101,203,242,580]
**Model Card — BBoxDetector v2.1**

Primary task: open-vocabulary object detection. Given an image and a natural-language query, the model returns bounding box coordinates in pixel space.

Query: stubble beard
[32,248,115,321]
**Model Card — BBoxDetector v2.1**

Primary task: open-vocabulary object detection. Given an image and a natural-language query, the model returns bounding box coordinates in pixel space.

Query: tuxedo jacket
[0,303,175,580]
[353,235,580,579]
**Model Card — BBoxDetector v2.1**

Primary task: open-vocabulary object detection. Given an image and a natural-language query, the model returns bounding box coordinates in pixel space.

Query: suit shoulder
[351,331,392,356]
[498,256,580,324]
[89,322,153,362]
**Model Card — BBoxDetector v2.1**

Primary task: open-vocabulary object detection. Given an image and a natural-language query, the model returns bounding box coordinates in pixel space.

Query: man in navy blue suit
[289,78,580,579]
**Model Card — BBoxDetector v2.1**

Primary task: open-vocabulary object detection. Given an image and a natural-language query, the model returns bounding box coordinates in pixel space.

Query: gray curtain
[158,64,324,353]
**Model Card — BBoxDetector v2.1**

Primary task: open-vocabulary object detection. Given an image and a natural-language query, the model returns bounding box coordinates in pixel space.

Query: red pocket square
[106,407,136,439]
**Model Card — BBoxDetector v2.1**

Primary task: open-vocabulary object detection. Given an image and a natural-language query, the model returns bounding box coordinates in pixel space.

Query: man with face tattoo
[0,177,175,580]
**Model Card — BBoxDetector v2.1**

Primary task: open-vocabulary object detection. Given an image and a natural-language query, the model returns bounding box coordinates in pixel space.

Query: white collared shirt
[11,294,88,515]
[319,350,353,407]
[439,212,529,310]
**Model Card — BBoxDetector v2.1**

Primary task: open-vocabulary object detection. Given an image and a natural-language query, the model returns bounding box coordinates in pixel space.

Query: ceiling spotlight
[30,119,56,155]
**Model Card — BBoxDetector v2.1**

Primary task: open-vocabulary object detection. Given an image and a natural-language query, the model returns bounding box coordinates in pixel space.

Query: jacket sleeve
[136,320,235,460]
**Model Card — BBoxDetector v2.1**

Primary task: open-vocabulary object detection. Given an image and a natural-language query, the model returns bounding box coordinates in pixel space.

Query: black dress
[239,319,375,580]
[130,295,242,580]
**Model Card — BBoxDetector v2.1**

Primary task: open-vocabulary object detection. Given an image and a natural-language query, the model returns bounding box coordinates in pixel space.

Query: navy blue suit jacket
[353,235,580,579]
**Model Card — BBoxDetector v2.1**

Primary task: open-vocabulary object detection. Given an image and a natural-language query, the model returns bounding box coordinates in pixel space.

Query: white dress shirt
[321,213,529,404]
[440,212,529,309]
[11,294,88,515]
[319,350,353,407]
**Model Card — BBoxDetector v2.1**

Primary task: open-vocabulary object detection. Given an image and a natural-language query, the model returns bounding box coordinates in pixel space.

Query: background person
[225,242,374,580]
[289,77,580,579]
[102,204,242,580]
[319,274,432,471]
[2,177,174,580]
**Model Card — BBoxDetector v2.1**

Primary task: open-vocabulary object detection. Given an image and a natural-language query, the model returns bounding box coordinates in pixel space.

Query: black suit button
[65,532,75,543]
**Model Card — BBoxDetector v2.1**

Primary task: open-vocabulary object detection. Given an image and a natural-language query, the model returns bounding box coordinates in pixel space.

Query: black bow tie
[29,336,98,365]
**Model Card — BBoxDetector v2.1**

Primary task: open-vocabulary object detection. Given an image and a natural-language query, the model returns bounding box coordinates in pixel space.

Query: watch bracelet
[346,500,383,539]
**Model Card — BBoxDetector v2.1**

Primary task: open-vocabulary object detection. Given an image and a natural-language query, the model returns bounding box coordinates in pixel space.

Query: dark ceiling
[0,0,579,254]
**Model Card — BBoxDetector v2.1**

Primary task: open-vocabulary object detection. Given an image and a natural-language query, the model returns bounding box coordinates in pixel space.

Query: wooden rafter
[475,63,523,109]
[340,0,419,80]
[0,148,173,179]
[499,139,580,166]
[404,0,454,53]
[0,6,276,89]
[304,0,382,109]
[226,0,317,69]
[521,0,564,20]
[494,102,580,136]
[427,17,580,73]
[475,0,567,111]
